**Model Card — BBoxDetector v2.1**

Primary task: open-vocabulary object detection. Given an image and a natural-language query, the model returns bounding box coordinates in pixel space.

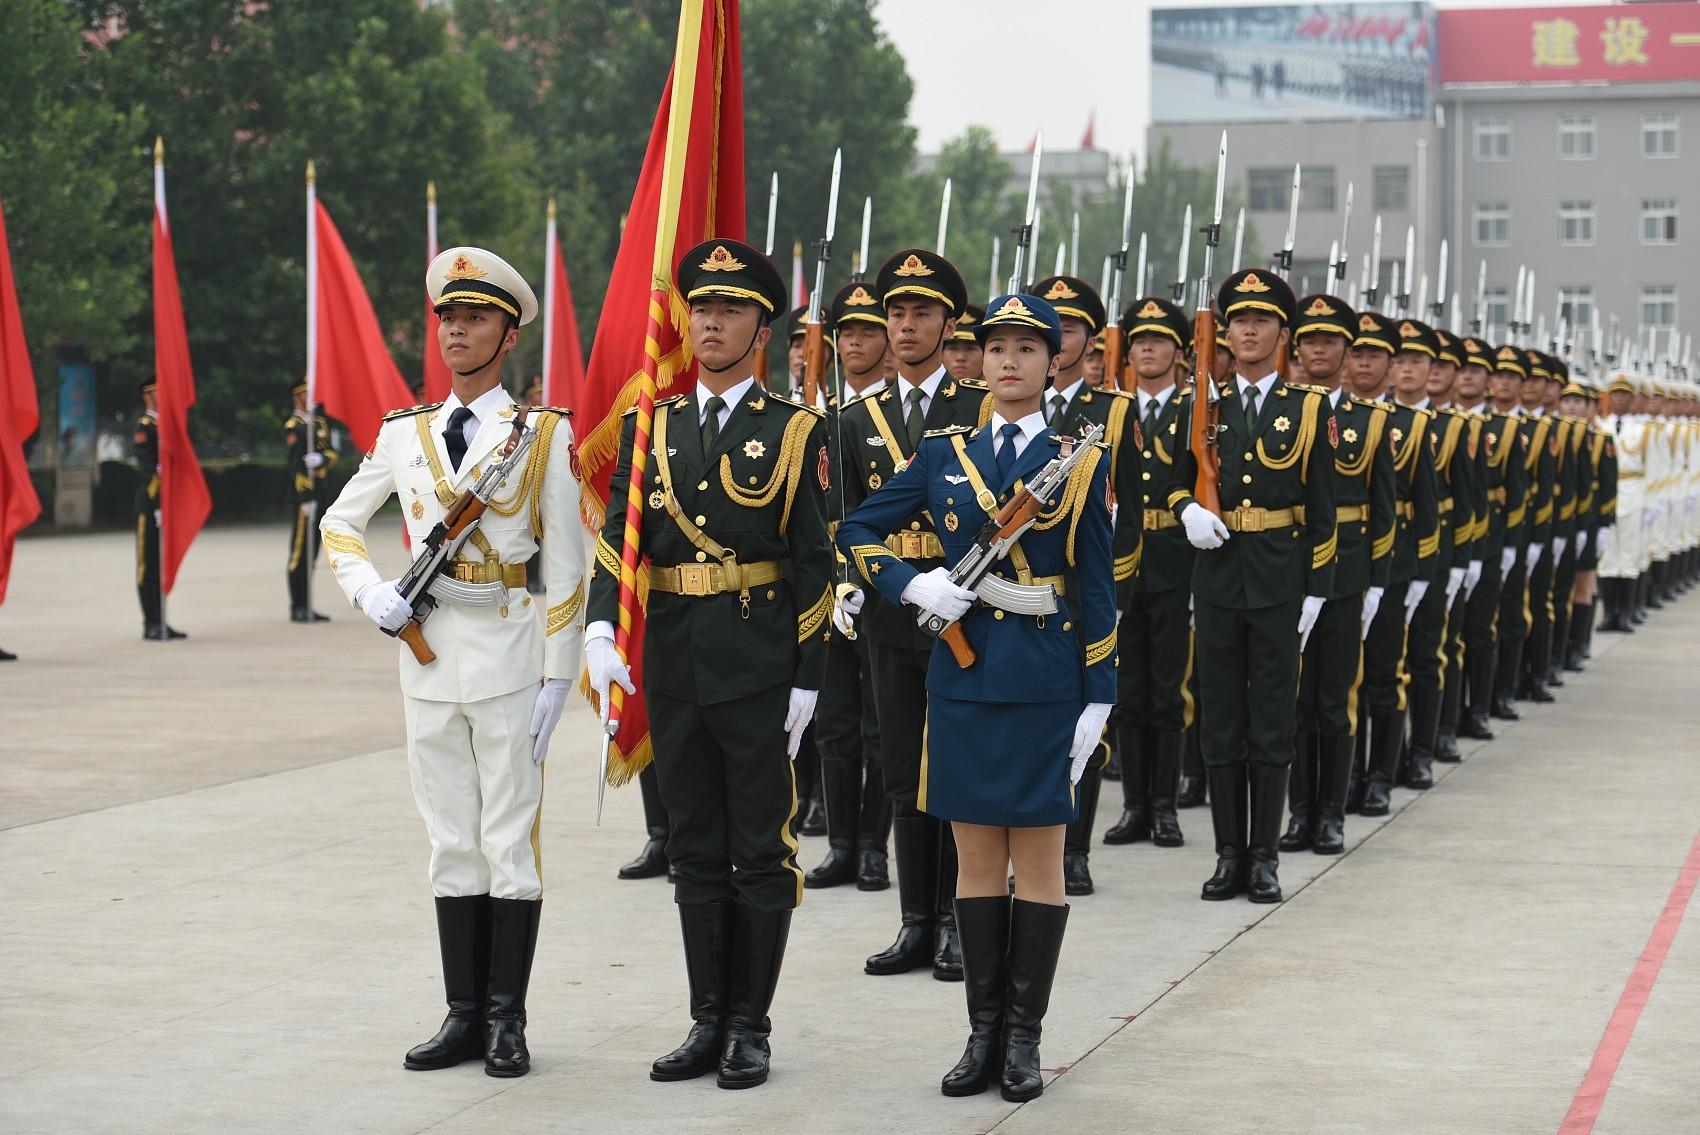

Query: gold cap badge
[444,254,487,281]
[1359,314,1378,332]
[1304,298,1336,317]
[893,253,934,277]
[1235,272,1271,293]
[699,245,747,272]
[1043,279,1079,301]
[1136,299,1166,319]
[997,296,1035,317]
[1400,321,1418,337]
[846,285,877,306]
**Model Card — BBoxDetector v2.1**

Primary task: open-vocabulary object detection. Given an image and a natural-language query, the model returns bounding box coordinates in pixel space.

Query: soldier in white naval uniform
[321,246,586,1078]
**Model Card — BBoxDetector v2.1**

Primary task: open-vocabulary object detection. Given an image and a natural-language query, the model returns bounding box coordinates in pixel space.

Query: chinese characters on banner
[1439,3,1700,85]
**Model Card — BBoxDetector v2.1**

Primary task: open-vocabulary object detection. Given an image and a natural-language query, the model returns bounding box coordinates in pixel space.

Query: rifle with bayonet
[385,408,535,665]
[1272,163,1300,380]
[916,422,1105,668]
[752,172,779,390]
[1187,132,1228,519]
[1009,136,1042,293]
[1105,165,1135,390]
[802,150,842,409]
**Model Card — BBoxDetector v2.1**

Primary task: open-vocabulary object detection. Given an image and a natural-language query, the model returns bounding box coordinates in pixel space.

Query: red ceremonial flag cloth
[423,187,452,402]
[313,199,413,455]
[543,224,587,413]
[0,194,42,603]
[152,164,213,595]
[576,0,746,782]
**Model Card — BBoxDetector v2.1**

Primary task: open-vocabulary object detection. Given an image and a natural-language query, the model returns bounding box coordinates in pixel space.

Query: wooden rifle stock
[752,343,770,391]
[1190,309,1222,515]
[936,487,1050,669]
[397,620,436,665]
[940,623,976,667]
[803,321,827,407]
[1104,325,1128,391]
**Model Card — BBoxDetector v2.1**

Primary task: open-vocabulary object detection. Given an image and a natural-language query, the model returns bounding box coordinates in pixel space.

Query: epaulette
[1287,382,1330,395]
[1412,405,1437,421]
[383,403,441,421]
[625,394,687,417]
[922,425,973,438]
[769,392,827,419]
[531,405,573,416]
[1352,395,1393,413]
[958,377,989,389]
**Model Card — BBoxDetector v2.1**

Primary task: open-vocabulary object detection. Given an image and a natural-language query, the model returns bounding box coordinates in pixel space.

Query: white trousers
[404,685,544,899]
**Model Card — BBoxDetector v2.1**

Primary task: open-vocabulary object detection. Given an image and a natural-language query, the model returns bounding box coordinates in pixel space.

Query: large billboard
[1153,3,1437,124]
[1440,3,1700,86]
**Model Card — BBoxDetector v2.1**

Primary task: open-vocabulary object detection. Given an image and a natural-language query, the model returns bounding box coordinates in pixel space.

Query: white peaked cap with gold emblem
[427,246,539,326]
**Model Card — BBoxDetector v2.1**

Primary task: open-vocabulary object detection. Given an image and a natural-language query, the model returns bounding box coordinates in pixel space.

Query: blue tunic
[837,424,1118,826]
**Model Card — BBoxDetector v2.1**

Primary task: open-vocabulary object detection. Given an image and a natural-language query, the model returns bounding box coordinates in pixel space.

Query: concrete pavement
[2,524,1697,1134]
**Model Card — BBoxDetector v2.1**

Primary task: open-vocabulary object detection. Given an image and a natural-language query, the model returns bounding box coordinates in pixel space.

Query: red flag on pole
[422,181,452,402]
[576,0,746,784]
[151,139,212,595]
[542,198,587,412]
[308,189,413,457]
[1080,108,1097,151]
[0,193,41,604]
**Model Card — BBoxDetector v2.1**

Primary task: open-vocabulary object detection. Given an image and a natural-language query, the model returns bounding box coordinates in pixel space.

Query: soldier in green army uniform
[1343,311,1440,816]
[584,239,832,1090]
[1102,296,1195,852]
[1487,345,1546,720]
[1509,349,1569,706]
[132,378,186,640]
[1452,337,1529,740]
[1423,329,1483,765]
[835,248,987,981]
[1280,294,1396,854]
[1563,381,1616,669]
[285,378,337,623]
[942,302,985,384]
[1389,319,1479,791]
[1026,274,1144,895]
[1544,358,1587,689]
[1167,269,1338,903]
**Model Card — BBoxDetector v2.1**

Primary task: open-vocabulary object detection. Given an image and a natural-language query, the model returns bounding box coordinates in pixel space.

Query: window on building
[1557,114,1595,159]
[1474,203,1511,247]
[1474,117,1511,161]
[1642,114,1679,158]
[1558,287,1594,328]
[1300,166,1336,212]
[1373,165,1409,210]
[1641,200,1679,245]
[1640,286,1677,329]
[1247,168,1290,213]
[1558,201,1595,246]
[1484,287,1510,333]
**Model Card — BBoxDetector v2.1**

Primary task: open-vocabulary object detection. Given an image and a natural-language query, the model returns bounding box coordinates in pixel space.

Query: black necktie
[1143,398,1160,444]
[702,395,726,454]
[1048,392,1068,428]
[445,406,474,472]
[995,423,1022,483]
[1243,384,1260,434]
[905,387,927,449]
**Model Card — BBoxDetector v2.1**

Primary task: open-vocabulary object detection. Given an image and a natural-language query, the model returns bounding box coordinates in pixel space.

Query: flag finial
[306,159,316,187]
[153,136,163,165]
[427,180,435,205]
[548,197,557,223]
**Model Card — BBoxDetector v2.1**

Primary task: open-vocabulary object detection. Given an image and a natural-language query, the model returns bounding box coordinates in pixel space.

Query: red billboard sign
[1440,3,1700,85]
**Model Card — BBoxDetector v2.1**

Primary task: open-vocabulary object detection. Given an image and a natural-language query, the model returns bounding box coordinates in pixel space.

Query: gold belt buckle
[677,563,713,596]
[452,562,476,582]
[900,532,925,558]
[1237,507,1267,533]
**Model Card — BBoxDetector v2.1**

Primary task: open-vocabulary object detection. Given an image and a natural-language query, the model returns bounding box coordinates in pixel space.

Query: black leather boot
[1565,603,1591,670]
[1102,725,1150,844]
[1063,763,1102,895]
[1345,728,1368,813]
[1360,708,1405,817]
[1176,724,1207,808]
[1521,623,1555,702]
[940,896,1011,1097]
[1548,607,1570,686]
[1148,730,1185,847]
[1246,766,1290,904]
[618,764,670,880]
[1491,637,1523,720]
[1000,900,1068,1103]
[1401,683,1439,790]
[1598,579,1630,632]
[405,895,491,1070]
[1632,571,1651,623]
[1461,647,1496,739]
[804,758,860,889]
[651,902,732,1082]
[483,898,541,1077]
[1312,735,1353,855]
[717,906,792,1089]
[1435,668,1464,762]
[866,816,936,974]
[856,768,892,891]
[1200,764,1248,901]
[934,824,964,981]
[1279,732,1316,852]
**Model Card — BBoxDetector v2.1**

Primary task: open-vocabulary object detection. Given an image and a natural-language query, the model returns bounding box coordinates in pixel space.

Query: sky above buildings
[871,0,1600,161]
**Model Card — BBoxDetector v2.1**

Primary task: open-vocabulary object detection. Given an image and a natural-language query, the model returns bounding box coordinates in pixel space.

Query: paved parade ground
[3,522,1698,1134]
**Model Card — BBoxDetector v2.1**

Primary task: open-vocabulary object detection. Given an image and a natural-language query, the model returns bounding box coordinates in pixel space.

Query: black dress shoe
[1526,681,1555,704]
[855,847,889,891]
[1564,647,1587,672]
[1434,727,1462,763]
[1489,692,1521,721]
[799,795,828,837]
[1246,850,1282,903]
[1062,852,1094,896]
[1460,708,1495,741]
[618,834,669,880]
[0,647,17,661]
[1176,774,1206,808]
[1546,666,1565,689]
[290,608,331,623]
[803,845,856,889]
[1101,807,1150,845]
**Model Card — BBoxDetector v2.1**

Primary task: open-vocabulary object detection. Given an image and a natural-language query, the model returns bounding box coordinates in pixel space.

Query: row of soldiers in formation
[610,251,1699,968]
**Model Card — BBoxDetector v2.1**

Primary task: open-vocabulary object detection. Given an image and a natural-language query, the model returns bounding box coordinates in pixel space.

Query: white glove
[832,584,864,638]
[1361,586,1383,640]
[1445,566,1466,606]
[1188,593,1196,630]
[1403,578,1429,623]
[528,678,572,765]
[1575,530,1589,555]
[299,500,319,522]
[1297,595,1326,651]
[584,627,635,703]
[784,688,819,758]
[1598,524,1614,548]
[900,567,976,623]
[1552,536,1568,562]
[153,508,162,527]
[1524,542,1543,572]
[1463,559,1483,599]
[356,580,413,632]
[303,452,326,470]
[1068,703,1115,784]
[1500,547,1517,577]
[1181,502,1230,550]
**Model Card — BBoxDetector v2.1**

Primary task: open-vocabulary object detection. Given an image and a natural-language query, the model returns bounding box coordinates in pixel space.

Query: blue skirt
[920,695,1080,828]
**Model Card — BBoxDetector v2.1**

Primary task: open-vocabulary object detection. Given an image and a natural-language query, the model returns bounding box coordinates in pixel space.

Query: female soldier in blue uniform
[836,294,1116,1103]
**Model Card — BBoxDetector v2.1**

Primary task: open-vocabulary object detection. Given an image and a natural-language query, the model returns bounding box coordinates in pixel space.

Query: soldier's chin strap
[699,325,766,374]
[450,314,517,377]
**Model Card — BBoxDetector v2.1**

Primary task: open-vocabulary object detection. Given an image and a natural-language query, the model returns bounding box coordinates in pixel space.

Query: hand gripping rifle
[386,407,535,665]
[1188,132,1227,517]
[802,150,841,409]
[916,422,1105,668]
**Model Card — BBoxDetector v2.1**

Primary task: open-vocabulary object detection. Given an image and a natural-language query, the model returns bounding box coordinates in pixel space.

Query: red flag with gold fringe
[577,0,745,783]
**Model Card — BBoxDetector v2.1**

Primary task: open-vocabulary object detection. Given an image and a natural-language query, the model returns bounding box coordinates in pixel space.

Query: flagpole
[543,198,558,406]
[304,160,318,618]
[426,180,438,396]
[153,138,168,629]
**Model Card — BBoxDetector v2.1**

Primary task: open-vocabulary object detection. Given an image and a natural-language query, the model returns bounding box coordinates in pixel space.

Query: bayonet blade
[937,178,952,256]
[1070,211,1080,276]
[1119,164,1135,253]
[1212,131,1227,227]
[1434,239,1448,316]
[1231,207,1245,270]
[1283,163,1300,257]
[1135,233,1147,302]
[858,196,871,280]
[824,149,842,243]
[1175,204,1192,302]
[764,171,778,257]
